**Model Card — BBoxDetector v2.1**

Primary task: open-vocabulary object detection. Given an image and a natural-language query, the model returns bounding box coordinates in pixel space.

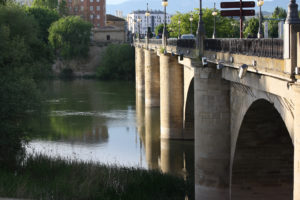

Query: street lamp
[212,3,218,39]
[196,0,205,56]
[189,14,193,35]
[257,0,264,38]
[137,17,141,41]
[162,0,168,47]
[178,17,181,39]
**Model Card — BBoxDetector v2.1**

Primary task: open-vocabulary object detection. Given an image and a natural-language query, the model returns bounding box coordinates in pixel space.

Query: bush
[48,16,92,60]
[96,44,135,80]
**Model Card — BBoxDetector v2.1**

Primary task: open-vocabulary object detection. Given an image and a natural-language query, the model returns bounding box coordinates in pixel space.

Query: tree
[96,44,135,80]
[244,17,259,38]
[269,7,287,38]
[155,24,166,38]
[48,16,92,59]
[32,0,58,9]
[168,9,239,39]
[26,7,60,42]
[58,0,68,16]
[0,5,49,169]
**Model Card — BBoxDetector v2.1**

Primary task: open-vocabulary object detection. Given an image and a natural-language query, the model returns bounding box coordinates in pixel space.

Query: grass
[0,155,194,200]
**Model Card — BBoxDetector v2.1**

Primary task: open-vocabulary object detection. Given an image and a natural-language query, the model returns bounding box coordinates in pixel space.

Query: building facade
[127,10,171,37]
[64,0,106,27]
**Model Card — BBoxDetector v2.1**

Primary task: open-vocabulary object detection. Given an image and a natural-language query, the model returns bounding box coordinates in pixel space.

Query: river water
[27,80,194,178]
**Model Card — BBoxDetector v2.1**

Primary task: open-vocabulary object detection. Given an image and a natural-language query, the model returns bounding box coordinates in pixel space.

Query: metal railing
[135,38,283,59]
[204,38,283,59]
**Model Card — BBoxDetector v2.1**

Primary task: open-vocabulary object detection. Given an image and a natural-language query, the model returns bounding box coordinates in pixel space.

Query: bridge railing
[204,38,283,59]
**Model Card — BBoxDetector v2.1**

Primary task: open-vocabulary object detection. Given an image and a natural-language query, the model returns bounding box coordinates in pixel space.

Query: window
[96,0,99,2]
[81,6,84,11]
[107,35,110,40]
[96,6,100,11]
[69,6,72,11]
[97,23,100,27]
[81,0,83,2]
[74,6,78,12]
[90,14,93,19]
[68,0,72,2]
[97,15,100,19]
[90,6,93,11]
[90,0,93,2]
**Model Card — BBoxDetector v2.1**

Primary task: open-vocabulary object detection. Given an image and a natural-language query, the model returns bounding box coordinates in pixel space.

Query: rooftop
[106,14,126,22]
[130,10,165,15]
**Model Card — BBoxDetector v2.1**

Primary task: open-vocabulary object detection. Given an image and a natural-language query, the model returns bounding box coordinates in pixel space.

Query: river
[27,80,194,178]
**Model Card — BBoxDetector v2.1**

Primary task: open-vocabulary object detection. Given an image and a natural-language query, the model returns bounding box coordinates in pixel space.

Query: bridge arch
[184,78,194,139]
[231,99,294,200]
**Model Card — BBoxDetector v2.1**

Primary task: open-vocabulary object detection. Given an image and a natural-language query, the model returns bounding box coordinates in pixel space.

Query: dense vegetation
[0,4,50,168]
[49,16,92,60]
[96,44,135,80]
[0,155,194,200]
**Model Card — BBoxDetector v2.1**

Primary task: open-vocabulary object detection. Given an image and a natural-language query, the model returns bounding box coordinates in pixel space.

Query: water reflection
[27,80,194,178]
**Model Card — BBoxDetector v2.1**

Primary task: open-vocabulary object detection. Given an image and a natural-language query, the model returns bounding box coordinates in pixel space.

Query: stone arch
[184,78,194,139]
[231,99,294,200]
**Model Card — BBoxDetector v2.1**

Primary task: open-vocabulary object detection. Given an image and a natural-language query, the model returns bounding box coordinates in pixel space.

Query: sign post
[221,0,255,38]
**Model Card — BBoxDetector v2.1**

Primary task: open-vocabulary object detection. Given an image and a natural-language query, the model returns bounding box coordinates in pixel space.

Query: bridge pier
[294,85,300,200]
[160,54,184,139]
[194,66,230,200]
[144,50,160,107]
[135,47,145,93]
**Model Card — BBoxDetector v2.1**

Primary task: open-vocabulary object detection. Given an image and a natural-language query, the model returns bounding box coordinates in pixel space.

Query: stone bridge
[134,2,300,199]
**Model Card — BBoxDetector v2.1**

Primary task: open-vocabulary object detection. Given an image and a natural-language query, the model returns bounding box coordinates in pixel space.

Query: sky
[106,0,290,16]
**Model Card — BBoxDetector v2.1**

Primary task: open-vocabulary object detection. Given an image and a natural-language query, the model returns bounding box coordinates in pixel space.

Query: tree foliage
[48,16,92,60]
[269,7,286,38]
[168,9,239,38]
[244,17,259,38]
[58,0,68,16]
[32,0,58,10]
[0,5,51,168]
[26,7,60,42]
[155,24,165,37]
[96,44,135,80]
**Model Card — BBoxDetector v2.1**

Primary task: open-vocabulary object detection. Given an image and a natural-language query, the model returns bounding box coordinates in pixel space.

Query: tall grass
[0,155,193,200]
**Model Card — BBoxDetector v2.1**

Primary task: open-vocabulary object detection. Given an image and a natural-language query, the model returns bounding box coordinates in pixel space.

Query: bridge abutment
[144,50,160,107]
[294,85,300,200]
[194,66,230,200]
[160,54,184,139]
[135,47,145,93]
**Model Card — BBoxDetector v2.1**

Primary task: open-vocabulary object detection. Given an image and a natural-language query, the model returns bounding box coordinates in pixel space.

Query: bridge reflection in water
[136,92,194,179]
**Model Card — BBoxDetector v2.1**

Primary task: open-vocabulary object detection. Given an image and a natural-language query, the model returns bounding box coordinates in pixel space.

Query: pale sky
[107,0,291,16]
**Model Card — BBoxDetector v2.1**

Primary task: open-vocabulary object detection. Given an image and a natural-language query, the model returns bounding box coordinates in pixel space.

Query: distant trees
[155,24,165,37]
[168,9,239,38]
[32,0,58,9]
[269,7,286,38]
[244,17,259,38]
[48,16,92,59]
[96,44,135,80]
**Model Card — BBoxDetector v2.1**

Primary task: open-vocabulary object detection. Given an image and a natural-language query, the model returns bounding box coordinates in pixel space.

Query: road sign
[221,9,255,17]
[220,1,255,9]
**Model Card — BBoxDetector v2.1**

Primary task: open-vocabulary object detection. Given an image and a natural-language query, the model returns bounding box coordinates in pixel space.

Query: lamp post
[212,3,218,39]
[137,17,141,42]
[145,3,150,48]
[189,14,193,35]
[178,17,181,39]
[196,0,205,56]
[257,0,264,38]
[162,0,168,47]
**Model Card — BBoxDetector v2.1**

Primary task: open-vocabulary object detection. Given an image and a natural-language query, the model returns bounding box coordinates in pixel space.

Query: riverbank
[0,155,193,200]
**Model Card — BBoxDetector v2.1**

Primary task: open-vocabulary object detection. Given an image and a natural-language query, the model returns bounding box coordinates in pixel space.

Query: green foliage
[0,5,49,168]
[26,7,60,42]
[155,23,165,37]
[168,9,239,38]
[32,0,58,9]
[48,16,92,60]
[0,155,193,200]
[244,17,259,38]
[96,44,135,80]
[269,7,287,38]
[58,0,68,16]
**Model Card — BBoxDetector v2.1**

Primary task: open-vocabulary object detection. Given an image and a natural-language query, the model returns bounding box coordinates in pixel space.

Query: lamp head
[189,15,193,22]
[162,0,168,7]
[212,11,218,16]
[257,0,264,7]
